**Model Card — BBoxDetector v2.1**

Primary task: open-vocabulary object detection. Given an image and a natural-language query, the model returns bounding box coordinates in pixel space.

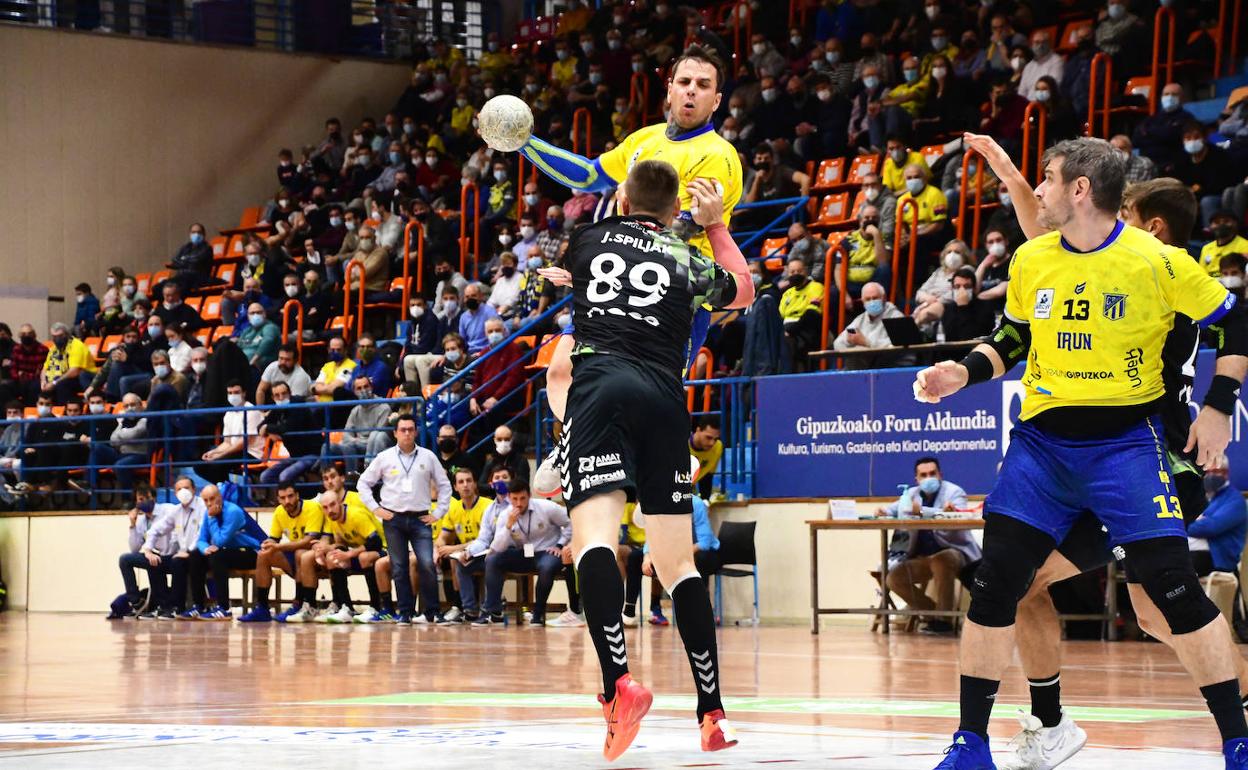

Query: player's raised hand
[913,360,969,404]
[962,133,1013,176]
[537,266,573,287]
[1185,406,1232,470]
[688,178,724,228]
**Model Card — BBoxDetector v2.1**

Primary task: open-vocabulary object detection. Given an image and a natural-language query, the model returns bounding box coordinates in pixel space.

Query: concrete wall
[0,24,412,326]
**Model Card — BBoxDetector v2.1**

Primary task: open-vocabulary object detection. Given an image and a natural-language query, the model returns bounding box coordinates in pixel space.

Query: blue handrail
[731,196,811,253]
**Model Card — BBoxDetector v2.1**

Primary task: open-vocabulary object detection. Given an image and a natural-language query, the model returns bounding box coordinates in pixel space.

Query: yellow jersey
[690,439,723,484]
[842,230,880,284]
[322,500,385,549]
[897,183,948,225]
[778,280,824,321]
[438,495,490,544]
[44,337,98,379]
[315,359,357,402]
[1005,222,1232,421]
[269,500,324,542]
[882,150,929,193]
[597,122,743,258]
[1200,235,1248,277]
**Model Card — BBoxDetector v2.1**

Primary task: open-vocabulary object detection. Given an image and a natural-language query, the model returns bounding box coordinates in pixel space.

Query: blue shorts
[561,306,712,374]
[284,551,296,572]
[986,417,1187,547]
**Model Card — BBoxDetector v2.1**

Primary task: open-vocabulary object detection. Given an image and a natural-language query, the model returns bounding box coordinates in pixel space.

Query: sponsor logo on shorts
[1123,346,1144,388]
[579,469,626,492]
[673,469,693,484]
[577,453,622,473]
[1034,288,1054,319]
[1056,331,1093,351]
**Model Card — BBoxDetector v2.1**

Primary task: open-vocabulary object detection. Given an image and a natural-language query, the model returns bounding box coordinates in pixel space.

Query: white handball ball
[477,94,534,153]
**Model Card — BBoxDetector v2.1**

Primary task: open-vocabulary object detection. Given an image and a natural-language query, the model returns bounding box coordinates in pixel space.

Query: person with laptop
[831,282,912,370]
[778,257,825,372]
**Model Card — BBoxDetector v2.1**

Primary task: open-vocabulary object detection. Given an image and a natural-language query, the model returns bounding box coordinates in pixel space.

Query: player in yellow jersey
[238,480,324,623]
[508,44,742,498]
[430,467,492,624]
[311,489,386,624]
[914,137,1248,769]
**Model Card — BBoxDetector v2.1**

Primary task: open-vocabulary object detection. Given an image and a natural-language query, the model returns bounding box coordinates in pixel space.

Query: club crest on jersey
[1034,288,1054,319]
[1103,293,1127,321]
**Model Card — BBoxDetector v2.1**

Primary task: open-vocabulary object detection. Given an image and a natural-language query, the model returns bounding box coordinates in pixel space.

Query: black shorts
[1055,468,1206,582]
[558,354,694,514]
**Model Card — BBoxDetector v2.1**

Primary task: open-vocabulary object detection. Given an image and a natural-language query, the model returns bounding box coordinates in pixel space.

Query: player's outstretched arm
[689,178,754,310]
[915,314,1029,403]
[962,133,1045,241]
[519,136,619,193]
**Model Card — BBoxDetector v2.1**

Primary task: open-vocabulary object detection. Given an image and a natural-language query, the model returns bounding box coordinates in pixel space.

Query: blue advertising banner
[756,350,1245,498]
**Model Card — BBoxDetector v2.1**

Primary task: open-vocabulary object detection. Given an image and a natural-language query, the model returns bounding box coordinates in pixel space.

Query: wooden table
[807,517,1120,638]
[807,518,984,635]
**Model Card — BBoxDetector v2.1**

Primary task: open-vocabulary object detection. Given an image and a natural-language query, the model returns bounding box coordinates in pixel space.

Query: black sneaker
[921,620,955,635]
[528,614,546,626]
[136,610,158,620]
[156,609,176,620]
[471,612,503,626]
[461,612,480,624]
[434,613,456,625]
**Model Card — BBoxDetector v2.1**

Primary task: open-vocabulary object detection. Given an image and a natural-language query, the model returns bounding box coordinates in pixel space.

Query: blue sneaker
[274,603,301,622]
[237,606,273,623]
[176,606,202,621]
[199,607,232,621]
[1225,737,1248,768]
[934,731,995,769]
[395,612,414,625]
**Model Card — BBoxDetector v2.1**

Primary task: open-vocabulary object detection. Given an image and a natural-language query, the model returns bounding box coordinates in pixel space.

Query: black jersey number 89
[586,253,671,326]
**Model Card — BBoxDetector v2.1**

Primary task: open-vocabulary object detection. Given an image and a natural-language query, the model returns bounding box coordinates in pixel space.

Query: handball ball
[478,95,534,153]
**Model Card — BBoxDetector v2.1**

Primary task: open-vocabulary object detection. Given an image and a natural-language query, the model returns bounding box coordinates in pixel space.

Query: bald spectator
[785,223,832,283]
[1132,83,1195,172]
[1018,29,1063,100]
[458,283,501,355]
[833,282,911,370]
[238,302,281,373]
[1110,134,1157,182]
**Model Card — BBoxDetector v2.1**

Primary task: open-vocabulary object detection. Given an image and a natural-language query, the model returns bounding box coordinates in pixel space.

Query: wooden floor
[0,613,1231,768]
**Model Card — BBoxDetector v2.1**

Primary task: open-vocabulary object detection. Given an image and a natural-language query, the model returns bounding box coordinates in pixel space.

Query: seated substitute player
[312,489,387,624]
[430,466,492,624]
[445,465,515,623]
[511,45,743,496]
[237,480,325,623]
[552,161,753,759]
[915,137,1248,769]
[963,134,1248,768]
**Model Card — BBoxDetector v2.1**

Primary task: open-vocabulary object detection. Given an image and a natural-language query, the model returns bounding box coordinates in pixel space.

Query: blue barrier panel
[756,349,1245,498]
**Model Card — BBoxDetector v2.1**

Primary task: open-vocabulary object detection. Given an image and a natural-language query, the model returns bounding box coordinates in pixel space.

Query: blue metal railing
[730,196,811,254]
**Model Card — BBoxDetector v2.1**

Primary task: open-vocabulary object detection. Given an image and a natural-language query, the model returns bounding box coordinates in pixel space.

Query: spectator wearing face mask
[511,214,542,265]
[1189,460,1248,577]
[400,296,442,390]
[331,209,363,271]
[478,424,528,487]
[980,79,1029,152]
[777,257,824,372]
[975,229,1013,306]
[264,189,299,230]
[940,154,999,228]
[1018,29,1063,100]
[285,270,329,341]
[12,325,47,406]
[73,282,101,336]
[482,160,516,230]
[368,200,403,256]
[833,282,911,369]
[1095,0,1145,60]
[468,319,526,436]
[149,349,190,402]
[97,267,130,334]
[519,187,554,233]
[930,266,995,341]
[726,94,757,149]
[367,141,407,198]
[163,323,197,374]
[310,336,357,403]
[914,240,973,314]
[744,143,811,214]
[346,225,391,297]
[321,375,392,473]
[871,57,928,149]
[256,344,311,405]
[533,206,568,266]
[1175,125,1238,226]
[749,75,796,144]
[913,55,974,145]
[40,322,97,405]
[458,283,501,356]
[169,223,213,292]
[191,380,265,486]
[1109,134,1157,183]
[431,257,468,319]
[342,144,381,201]
[785,223,831,283]
[348,336,393,397]
[90,392,150,492]
[118,276,146,317]
[487,253,523,320]
[186,347,210,411]
[1202,211,1248,277]
[952,31,987,82]
[1217,254,1248,301]
[882,137,929,195]
[152,282,204,333]
[836,205,892,301]
[433,423,478,480]
[238,302,281,374]
[313,204,348,259]
[897,163,950,266]
[256,381,319,487]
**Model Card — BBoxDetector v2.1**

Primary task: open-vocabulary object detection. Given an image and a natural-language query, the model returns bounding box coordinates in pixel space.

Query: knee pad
[966,515,1056,627]
[1124,537,1219,635]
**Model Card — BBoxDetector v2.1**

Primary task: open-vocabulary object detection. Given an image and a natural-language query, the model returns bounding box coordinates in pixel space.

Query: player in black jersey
[962,133,1248,768]
[557,160,753,761]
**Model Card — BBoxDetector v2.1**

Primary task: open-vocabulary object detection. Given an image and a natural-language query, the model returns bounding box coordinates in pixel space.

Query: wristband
[959,350,994,386]
[1203,374,1241,416]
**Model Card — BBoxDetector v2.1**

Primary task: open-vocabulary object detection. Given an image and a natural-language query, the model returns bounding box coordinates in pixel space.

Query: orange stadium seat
[200,295,223,324]
[846,154,879,186]
[527,335,559,370]
[813,193,851,226]
[134,273,152,296]
[150,270,173,288]
[920,144,944,168]
[83,337,102,360]
[210,236,228,260]
[99,334,122,357]
[212,325,234,343]
[193,329,211,347]
[811,158,845,190]
[213,263,237,287]
[1057,19,1094,52]
[762,237,788,257]
[239,207,262,228]
[184,296,204,313]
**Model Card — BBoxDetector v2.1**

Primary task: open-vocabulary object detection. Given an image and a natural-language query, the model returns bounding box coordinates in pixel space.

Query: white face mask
[89,403,106,414]
[106,276,116,286]
[1033,89,1051,103]
[191,361,207,375]
[410,304,425,319]
[36,405,51,417]
[905,178,924,195]
[864,186,881,202]
[227,393,244,407]
[273,397,290,406]
[249,313,266,327]
[943,252,964,270]
[285,285,299,298]
[123,284,136,296]
[524,194,540,207]
[495,439,512,455]
[752,43,766,55]
[520,226,536,239]
[816,90,832,102]
[154,364,170,379]
[1221,275,1245,289]
[987,241,1007,258]
[176,487,195,505]
[931,67,948,79]
[499,234,513,246]
[1011,56,1024,71]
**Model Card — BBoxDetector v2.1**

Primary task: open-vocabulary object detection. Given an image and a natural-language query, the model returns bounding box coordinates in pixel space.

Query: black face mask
[20,335,36,345]
[501,266,516,278]
[861,219,879,228]
[754,160,771,171]
[465,297,480,311]
[791,274,807,286]
[1214,224,1237,241]
[437,437,458,453]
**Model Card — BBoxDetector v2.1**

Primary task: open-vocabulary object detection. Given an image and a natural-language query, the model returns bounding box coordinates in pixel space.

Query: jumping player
[558,160,752,760]
[509,44,742,495]
[914,137,1248,768]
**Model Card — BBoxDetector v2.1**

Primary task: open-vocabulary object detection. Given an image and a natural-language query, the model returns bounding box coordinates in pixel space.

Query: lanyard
[397,448,418,476]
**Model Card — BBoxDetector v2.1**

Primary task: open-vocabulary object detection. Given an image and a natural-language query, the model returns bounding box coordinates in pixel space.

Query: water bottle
[895,483,910,518]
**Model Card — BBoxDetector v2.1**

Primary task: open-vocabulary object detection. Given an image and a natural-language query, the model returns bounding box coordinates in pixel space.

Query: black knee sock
[959,675,1000,739]
[1028,673,1062,728]
[297,584,315,605]
[670,574,723,720]
[364,570,382,609]
[577,545,629,701]
[564,564,581,614]
[381,590,394,613]
[330,570,349,608]
[1202,679,1248,742]
[254,582,270,610]
[444,577,462,608]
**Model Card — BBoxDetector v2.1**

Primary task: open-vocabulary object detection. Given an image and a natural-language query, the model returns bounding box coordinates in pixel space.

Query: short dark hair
[4,400,22,412]
[1122,178,1197,247]
[225,379,244,391]
[1042,137,1126,215]
[276,480,298,494]
[278,343,298,357]
[75,283,92,294]
[624,159,680,218]
[133,482,155,500]
[395,414,417,429]
[507,477,531,495]
[915,456,941,471]
[1220,253,1248,272]
[671,43,726,91]
[695,414,721,431]
[951,266,978,285]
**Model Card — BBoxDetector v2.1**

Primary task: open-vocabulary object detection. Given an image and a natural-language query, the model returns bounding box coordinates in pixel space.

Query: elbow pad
[986,314,1031,370]
[520,137,617,193]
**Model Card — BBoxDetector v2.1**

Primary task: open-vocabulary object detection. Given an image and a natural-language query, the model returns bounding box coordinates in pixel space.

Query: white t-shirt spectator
[260,362,312,397]
[488,271,523,315]
[223,404,265,459]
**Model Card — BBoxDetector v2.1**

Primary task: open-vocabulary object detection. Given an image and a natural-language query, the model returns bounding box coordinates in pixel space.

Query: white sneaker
[352,607,379,624]
[533,449,563,498]
[996,710,1088,770]
[443,606,463,623]
[318,605,355,624]
[546,609,586,627]
[621,611,640,628]
[285,604,318,623]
